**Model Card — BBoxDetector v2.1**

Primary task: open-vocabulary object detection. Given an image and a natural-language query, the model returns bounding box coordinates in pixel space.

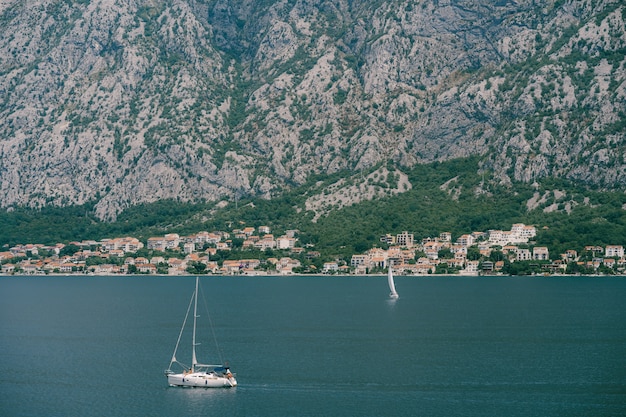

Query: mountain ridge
[0,0,624,220]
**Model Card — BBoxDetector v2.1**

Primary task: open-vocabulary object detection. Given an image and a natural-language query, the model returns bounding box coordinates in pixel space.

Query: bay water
[1,275,625,416]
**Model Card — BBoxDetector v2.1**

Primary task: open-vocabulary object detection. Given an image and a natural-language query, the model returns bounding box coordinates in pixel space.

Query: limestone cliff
[0,0,624,219]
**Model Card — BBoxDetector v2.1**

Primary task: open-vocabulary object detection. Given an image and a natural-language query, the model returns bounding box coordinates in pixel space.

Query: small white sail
[388,267,399,299]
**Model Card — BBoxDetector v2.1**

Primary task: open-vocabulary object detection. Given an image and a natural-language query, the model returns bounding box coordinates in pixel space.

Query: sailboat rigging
[164,277,237,388]
[388,267,399,299]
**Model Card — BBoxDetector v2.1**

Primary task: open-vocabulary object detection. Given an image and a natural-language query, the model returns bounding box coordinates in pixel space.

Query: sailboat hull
[167,371,237,388]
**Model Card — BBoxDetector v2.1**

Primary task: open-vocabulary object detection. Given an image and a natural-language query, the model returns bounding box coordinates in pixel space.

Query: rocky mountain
[1,0,624,220]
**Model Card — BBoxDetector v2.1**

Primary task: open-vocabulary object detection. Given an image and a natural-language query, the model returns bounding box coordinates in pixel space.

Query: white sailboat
[165,277,237,388]
[388,267,399,299]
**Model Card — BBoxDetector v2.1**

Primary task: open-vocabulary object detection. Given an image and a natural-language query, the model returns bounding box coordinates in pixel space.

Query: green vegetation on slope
[1,158,625,262]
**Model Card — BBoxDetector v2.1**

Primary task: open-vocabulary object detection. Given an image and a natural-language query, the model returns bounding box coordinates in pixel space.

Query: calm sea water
[1,275,625,417]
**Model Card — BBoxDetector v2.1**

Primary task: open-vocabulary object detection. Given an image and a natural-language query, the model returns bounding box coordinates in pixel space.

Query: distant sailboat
[164,277,237,388]
[388,267,399,299]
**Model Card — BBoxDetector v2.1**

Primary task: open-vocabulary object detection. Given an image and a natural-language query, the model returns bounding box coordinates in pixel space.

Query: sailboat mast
[191,277,199,372]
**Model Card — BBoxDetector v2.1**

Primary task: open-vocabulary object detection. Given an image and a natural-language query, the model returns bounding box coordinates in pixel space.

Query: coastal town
[1,223,625,276]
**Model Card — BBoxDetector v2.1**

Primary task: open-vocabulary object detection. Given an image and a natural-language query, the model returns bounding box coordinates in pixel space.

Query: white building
[533,246,549,260]
[516,248,532,261]
[605,245,624,258]
[439,232,452,242]
[350,254,368,268]
[489,224,536,245]
[456,234,474,247]
[184,242,195,254]
[277,236,296,250]
[323,262,339,273]
[396,231,414,248]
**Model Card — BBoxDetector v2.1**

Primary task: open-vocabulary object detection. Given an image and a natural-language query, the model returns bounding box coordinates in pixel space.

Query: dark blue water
[1,276,625,416]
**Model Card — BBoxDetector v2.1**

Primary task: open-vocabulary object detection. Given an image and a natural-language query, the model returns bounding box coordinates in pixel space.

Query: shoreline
[0,272,622,278]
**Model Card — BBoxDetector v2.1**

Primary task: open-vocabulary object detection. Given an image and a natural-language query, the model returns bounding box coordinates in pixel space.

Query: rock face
[0,0,624,219]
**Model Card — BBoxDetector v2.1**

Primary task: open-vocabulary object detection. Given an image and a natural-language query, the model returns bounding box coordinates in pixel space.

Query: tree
[489,249,506,262]
[186,261,207,275]
[59,244,81,256]
[467,245,481,261]
[438,248,453,259]
[231,238,244,249]
[566,261,593,275]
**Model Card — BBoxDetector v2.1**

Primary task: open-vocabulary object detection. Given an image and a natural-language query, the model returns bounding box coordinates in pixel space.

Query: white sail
[388,267,399,299]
